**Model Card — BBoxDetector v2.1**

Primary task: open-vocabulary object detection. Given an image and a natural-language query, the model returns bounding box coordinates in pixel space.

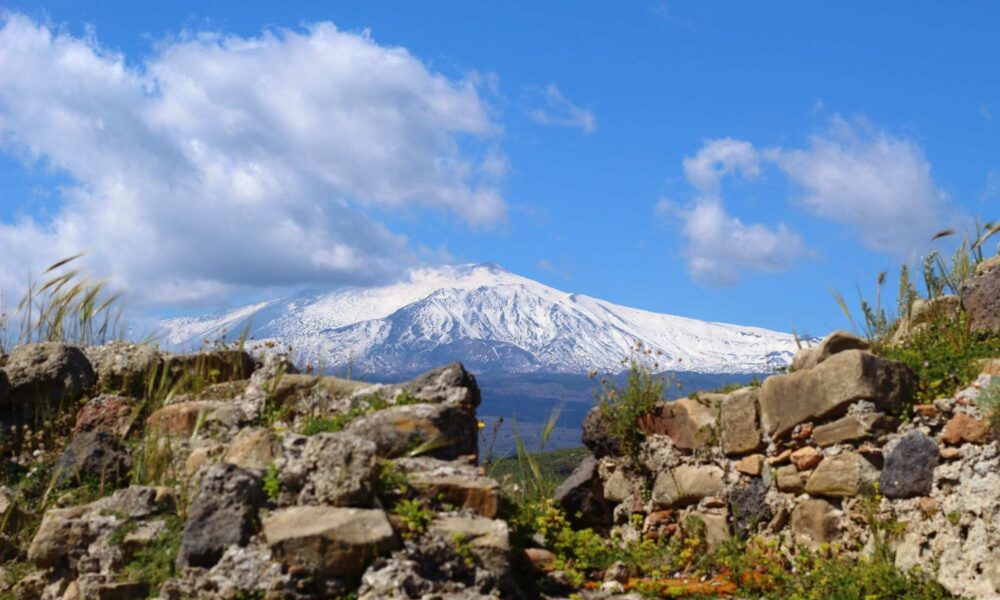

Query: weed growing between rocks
[595,347,665,461]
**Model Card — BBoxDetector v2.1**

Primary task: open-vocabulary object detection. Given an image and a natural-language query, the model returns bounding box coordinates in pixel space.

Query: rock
[890,295,962,346]
[84,342,161,397]
[791,499,840,548]
[222,427,280,473]
[811,412,895,447]
[685,511,729,551]
[75,579,149,599]
[804,451,877,498]
[264,506,397,577]
[791,331,870,372]
[54,430,131,488]
[73,395,134,436]
[265,374,371,421]
[760,350,914,439]
[768,449,792,465]
[177,463,265,568]
[553,456,613,527]
[775,464,808,493]
[719,388,763,456]
[940,447,961,460]
[2,343,95,421]
[428,515,511,578]
[345,403,477,460]
[399,363,481,408]
[394,457,500,518]
[146,401,221,437]
[581,407,621,458]
[735,454,765,476]
[638,397,719,452]
[941,414,991,445]
[162,350,256,386]
[961,255,1000,333]
[790,447,823,471]
[880,431,938,499]
[525,548,557,570]
[728,479,771,538]
[277,433,378,507]
[652,465,724,508]
[602,468,634,503]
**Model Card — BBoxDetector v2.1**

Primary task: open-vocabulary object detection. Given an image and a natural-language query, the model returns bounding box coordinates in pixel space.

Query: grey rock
[395,457,501,518]
[652,464,724,507]
[890,295,961,346]
[177,463,265,568]
[428,515,511,580]
[54,430,131,488]
[880,431,938,499]
[162,349,257,387]
[3,343,95,421]
[84,341,161,397]
[553,456,612,528]
[400,363,481,408]
[264,506,397,577]
[277,432,377,507]
[811,412,896,447]
[760,350,914,439]
[775,464,808,493]
[728,479,772,539]
[345,403,477,460]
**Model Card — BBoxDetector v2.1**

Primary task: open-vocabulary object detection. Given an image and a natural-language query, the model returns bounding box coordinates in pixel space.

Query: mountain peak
[161,264,798,375]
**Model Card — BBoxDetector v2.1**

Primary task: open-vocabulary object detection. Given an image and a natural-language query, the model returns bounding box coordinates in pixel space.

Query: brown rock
[790,447,823,471]
[146,401,221,436]
[981,358,1000,376]
[768,449,792,465]
[919,497,938,514]
[791,331,870,372]
[941,414,991,445]
[638,397,719,452]
[222,427,280,472]
[914,404,938,419]
[804,451,877,498]
[719,388,763,456]
[735,454,766,476]
[792,422,814,441]
[73,395,134,436]
[344,403,477,460]
[408,471,500,518]
[791,498,841,548]
[760,350,913,439]
[961,255,1000,333]
[525,548,556,570]
[940,447,962,460]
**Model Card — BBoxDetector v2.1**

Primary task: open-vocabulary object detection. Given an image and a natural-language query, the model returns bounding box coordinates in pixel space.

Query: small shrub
[262,463,282,501]
[392,498,434,538]
[596,356,663,460]
[976,377,1000,434]
[119,515,183,594]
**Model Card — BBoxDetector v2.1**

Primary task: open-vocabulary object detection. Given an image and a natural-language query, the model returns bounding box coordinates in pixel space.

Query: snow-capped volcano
[160,263,798,375]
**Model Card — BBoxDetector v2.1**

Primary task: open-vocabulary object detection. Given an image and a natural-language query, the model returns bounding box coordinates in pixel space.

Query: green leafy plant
[595,352,663,460]
[119,516,184,596]
[263,463,282,501]
[392,498,434,538]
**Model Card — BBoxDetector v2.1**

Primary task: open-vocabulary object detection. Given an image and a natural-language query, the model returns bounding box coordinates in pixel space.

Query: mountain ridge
[160,263,800,375]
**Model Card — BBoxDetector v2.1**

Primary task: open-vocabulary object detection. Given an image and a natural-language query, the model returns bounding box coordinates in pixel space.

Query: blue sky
[0,1,996,336]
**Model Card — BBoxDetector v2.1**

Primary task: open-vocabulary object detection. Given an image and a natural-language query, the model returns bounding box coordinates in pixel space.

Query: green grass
[119,515,183,597]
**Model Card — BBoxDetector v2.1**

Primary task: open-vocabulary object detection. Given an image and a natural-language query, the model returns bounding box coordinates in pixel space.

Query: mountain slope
[160,263,799,374]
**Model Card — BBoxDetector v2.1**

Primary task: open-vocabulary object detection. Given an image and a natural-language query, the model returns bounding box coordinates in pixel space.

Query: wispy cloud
[526,84,596,134]
[664,117,951,286]
[0,14,506,305]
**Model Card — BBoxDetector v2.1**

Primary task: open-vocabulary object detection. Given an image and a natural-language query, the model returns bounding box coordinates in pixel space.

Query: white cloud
[0,15,505,305]
[772,118,950,255]
[666,140,804,285]
[666,118,952,285]
[527,84,596,134]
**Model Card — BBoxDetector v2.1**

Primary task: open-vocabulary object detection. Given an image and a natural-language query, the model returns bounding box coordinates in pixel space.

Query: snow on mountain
[159,263,799,375]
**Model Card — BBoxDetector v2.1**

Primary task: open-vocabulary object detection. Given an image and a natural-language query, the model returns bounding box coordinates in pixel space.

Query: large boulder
[222,427,281,474]
[345,403,477,460]
[719,388,763,456]
[652,464,724,508]
[961,255,1000,333]
[399,363,481,408]
[162,349,257,386]
[264,506,398,577]
[880,431,938,499]
[759,350,914,439]
[3,343,95,421]
[427,515,511,579]
[791,331,870,372]
[177,463,266,568]
[553,456,613,527]
[277,432,378,507]
[791,498,841,549]
[54,430,131,488]
[85,341,161,397]
[638,397,719,452]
